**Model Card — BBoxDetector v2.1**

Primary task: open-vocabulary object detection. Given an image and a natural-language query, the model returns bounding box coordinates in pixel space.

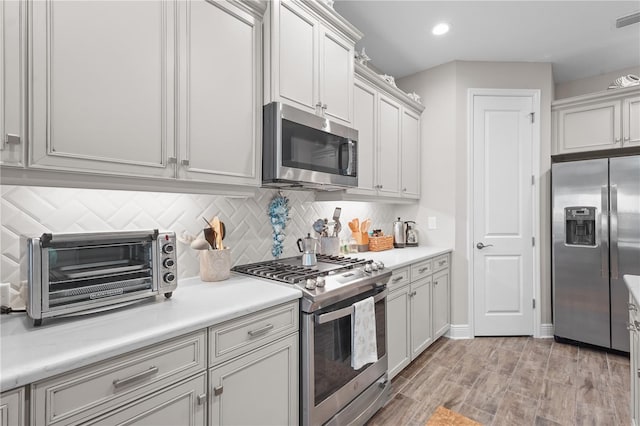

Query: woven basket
[368,235,393,252]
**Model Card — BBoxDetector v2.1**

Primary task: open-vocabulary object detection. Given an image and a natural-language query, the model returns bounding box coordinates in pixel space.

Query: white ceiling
[333,1,640,83]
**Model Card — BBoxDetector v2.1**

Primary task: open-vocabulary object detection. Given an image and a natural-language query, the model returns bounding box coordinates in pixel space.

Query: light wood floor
[367,336,630,426]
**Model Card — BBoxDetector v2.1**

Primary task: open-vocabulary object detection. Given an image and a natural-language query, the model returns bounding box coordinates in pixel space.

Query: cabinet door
[410,277,433,358]
[401,108,420,198]
[177,0,261,186]
[555,100,621,154]
[86,373,206,426]
[377,94,401,196]
[277,1,318,113]
[29,0,176,178]
[319,24,353,125]
[387,285,411,379]
[432,269,450,339]
[1,0,25,166]
[349,78,377,195]
[0,388,25,426]
[623,96,640,147]
[209,334,298,426]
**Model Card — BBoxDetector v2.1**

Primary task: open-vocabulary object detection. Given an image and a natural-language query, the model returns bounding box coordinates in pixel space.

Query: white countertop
[0,245,452,392]
[0,275,302,392]
[625,275,640,305]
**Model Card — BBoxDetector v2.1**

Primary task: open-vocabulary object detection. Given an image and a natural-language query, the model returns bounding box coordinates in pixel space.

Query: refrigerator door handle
[601,185,609,279]
[610,184,619,280]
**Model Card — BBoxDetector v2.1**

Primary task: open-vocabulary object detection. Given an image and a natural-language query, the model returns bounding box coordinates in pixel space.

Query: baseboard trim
[539,323,554,338]
[446,324,472,339]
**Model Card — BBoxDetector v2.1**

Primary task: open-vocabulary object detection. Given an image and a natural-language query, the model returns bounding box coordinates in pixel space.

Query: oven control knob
[371,263,379,271]
[316,276,325,287]
[162,243,175,254]
[305,279,316,290]
[364,264,373,273]
[163,258,176,269]
[163,272,176,283]
[376,261,385,270]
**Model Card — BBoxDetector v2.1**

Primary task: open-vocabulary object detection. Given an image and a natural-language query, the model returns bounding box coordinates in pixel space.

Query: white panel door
[350,78,377,195]
[177,0,260,186]
[319,24,353,124]
[401,108,420,198]
[623,96,640,147]
[473,95,534,336]
[278,1,317,113]
[377,94,401,196]
[29,0,176,177]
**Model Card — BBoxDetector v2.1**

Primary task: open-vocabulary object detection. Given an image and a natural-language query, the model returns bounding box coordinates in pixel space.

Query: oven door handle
[315,290,387,325]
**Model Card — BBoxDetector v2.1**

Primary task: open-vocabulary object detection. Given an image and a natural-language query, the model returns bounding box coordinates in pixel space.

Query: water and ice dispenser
[564,207,596,246]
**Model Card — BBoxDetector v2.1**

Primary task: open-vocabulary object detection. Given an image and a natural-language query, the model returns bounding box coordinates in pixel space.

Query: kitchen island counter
[0,275,302,392]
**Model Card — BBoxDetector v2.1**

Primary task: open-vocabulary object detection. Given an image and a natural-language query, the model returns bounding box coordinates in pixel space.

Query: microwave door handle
[338,141,356,175]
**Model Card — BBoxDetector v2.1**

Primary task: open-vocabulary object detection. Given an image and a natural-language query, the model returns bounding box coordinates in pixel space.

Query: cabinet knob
[322,104,327,110]
[624,137,630,142]
[197,393,207,405]
[167,157,177,164]
[181,159,190,166]
[615,138,621,143]
[4,134,20,145]
[214,385,223,396]
[403,188,407,192]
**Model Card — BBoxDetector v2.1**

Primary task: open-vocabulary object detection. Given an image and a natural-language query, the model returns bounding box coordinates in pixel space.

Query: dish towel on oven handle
[351,296,378,369]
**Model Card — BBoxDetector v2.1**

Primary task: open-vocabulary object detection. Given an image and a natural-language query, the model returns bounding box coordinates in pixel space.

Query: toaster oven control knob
[163,258,176,269]
[305,278,316,290]
[162,243,175,254]
[316,276,325,287]
[163,272,176,283]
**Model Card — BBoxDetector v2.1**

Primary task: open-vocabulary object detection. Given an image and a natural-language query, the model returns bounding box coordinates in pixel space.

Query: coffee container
[393,217,406,248]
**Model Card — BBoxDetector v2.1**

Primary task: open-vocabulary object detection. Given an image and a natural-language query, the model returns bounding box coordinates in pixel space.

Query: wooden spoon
[212,217,223,250]
[203,227,216,250]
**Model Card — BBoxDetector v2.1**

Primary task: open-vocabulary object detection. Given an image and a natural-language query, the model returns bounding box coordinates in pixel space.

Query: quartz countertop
[0,275,302,392]
[357,246,452,270]
[624,275,640,305]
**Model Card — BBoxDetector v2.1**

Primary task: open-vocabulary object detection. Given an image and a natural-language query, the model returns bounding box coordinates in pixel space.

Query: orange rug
[426,406,482,426]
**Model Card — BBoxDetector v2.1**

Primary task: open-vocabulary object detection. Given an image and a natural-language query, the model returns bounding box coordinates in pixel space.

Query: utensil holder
[320,236,340,255]
[199,248,231,282]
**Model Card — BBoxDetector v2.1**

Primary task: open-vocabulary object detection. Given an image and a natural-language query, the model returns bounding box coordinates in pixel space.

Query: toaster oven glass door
[46,240,155,308]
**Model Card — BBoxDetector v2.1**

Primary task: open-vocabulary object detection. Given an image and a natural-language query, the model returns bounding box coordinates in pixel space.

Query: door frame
[467,88,542,338]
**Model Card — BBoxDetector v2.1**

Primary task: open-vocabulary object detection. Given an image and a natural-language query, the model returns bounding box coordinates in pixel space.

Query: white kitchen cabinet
[209,334,299,426]
[85,373,207,426]
[0,387,25,426]
[18,0,263,191]
[352,77,378,195]
[552,86,640,155]
[410,277,433,358]
[401,108,421,199]
[266,0,361,125]
[0,0,26,167]
[387,283,411,378]
[432,268,450,340]
[176,0,262,186]
[377,94,402,196]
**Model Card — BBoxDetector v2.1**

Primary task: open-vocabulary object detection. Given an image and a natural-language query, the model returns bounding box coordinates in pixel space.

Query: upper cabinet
[552,86,640,155]
[265,0,362,125]
[3,0,264,192]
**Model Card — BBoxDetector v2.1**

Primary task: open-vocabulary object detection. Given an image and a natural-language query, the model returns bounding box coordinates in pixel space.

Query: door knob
[476,242,493,250]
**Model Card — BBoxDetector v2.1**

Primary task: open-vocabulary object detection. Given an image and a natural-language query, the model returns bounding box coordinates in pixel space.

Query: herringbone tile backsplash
[1,185,398,305]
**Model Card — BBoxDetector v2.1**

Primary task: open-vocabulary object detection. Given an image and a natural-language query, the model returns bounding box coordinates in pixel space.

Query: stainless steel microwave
[262,102,358,190]
[24,229,177,326]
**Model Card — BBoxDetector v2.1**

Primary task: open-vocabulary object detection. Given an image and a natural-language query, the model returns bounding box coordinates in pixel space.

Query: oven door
[302,288,388,426]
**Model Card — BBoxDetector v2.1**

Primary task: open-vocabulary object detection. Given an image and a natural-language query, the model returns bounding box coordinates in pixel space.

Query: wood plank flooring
[367,337,630,426]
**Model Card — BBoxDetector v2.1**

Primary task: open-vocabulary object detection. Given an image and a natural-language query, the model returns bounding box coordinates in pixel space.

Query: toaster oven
[24,229,177,326]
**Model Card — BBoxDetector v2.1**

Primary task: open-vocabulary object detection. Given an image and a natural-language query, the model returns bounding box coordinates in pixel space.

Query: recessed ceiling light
[432,22,450,36]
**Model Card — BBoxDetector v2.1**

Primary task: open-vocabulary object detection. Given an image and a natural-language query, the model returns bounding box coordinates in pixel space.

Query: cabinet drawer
[209,301,299,367]
[31,331,206,426]
[388,267,410,290]
[411,260,432,281]
[432,254,450,272]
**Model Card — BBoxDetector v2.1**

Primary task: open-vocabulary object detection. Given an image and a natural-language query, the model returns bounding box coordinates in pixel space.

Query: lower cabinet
[630,295,640,426]
[0,387,25,426]
[209,334,299,426]
[387,253,451,380]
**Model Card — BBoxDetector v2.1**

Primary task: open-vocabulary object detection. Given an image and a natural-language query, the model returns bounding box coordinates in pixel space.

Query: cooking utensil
[360,219,371,245]
[212,216,223,250]
[203,227,217,249]
[332,207,342,237]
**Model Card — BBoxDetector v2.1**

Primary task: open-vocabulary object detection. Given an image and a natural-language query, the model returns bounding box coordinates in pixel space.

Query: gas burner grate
[315,254,369,266]
[231,261,321,284]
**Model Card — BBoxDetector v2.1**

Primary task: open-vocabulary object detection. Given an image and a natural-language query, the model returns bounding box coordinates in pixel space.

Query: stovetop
[231,254,391,312]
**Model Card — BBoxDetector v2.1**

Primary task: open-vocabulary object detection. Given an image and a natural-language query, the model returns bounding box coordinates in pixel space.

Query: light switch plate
[427,216,437,230]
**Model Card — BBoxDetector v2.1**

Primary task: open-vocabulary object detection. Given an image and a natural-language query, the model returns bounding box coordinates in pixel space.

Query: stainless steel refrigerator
[552,155,640,352]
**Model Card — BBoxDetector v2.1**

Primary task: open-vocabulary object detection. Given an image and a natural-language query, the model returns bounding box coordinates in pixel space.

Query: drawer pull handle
[418,267,429,273]
[247,323,274,337]
[392,276,403,283]
[113,366,159,389]
[438,260,446,266]
[214,385,224,396]
[197,393,207,405]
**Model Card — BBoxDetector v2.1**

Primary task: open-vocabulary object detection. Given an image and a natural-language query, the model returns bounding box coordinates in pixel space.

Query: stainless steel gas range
[232,254,391,425]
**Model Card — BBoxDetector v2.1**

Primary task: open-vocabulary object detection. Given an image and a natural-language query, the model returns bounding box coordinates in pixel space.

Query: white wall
[398,61,554,329]
[0,185,398,306]
[555,65,640,99]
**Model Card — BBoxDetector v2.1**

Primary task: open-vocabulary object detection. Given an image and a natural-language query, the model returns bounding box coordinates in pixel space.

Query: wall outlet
[427,216,437,230]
